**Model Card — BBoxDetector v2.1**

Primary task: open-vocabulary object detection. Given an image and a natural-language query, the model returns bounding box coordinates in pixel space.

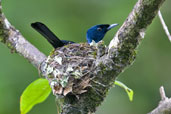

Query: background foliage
[0,0,171,114]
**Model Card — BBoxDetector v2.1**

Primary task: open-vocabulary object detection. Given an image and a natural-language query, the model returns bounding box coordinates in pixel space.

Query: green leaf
[20,78,51,114]
[114,80,134,101]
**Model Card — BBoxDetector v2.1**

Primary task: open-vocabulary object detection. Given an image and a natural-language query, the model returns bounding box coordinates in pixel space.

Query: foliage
[20,78,51,114]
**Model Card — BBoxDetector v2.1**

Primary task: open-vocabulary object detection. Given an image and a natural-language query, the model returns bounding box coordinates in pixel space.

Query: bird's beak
[107,23,119,30]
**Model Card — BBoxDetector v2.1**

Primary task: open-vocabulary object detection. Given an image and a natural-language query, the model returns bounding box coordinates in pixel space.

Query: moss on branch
[39,0,166,113]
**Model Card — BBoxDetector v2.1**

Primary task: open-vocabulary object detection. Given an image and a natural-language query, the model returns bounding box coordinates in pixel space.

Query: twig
[158,10,171,42]
[148,86,171,114]
[159,86,168,101]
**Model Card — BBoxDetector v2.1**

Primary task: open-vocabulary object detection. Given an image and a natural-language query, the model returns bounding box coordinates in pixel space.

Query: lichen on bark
[0,0,166,113]
[40,40,136,114]
[40,41,120,114]
[39,0,166,113]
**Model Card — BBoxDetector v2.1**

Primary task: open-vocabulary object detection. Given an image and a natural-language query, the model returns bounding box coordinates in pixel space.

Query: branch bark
[0,1,46,68]
[148,86,171,114]
[0,0,167,114]
[39,0,166,114]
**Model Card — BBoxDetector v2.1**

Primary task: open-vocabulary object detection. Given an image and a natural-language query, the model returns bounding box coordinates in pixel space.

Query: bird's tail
[31,22,64,48]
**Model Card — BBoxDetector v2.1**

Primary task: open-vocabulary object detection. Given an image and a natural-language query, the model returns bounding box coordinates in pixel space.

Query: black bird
[31,22,118,48]
[31,22,74,48]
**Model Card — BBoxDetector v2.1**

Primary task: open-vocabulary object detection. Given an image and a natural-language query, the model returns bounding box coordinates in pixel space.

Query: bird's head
[86,24,118,44]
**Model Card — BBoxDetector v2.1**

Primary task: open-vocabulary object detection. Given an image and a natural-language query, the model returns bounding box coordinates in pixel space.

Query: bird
[31,22,74,48]
[31,22,118,48]
[86,24,118,45]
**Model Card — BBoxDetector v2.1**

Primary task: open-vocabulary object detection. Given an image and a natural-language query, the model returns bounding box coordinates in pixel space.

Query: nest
[40,42,106,97]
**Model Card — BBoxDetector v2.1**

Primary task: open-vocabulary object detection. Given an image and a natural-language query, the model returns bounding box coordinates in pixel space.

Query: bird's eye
[97,27,102,31]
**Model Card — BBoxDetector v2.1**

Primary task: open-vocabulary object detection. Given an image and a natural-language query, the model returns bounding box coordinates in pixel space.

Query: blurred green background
[0,0,171,114]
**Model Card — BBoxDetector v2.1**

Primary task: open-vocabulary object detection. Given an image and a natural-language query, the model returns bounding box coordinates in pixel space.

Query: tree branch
[0,0,167,114]
[148,86,171,114]
[0,1,46,68]
[109,0,165,50]
[39,0,166,114]
[158,10,171,42]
